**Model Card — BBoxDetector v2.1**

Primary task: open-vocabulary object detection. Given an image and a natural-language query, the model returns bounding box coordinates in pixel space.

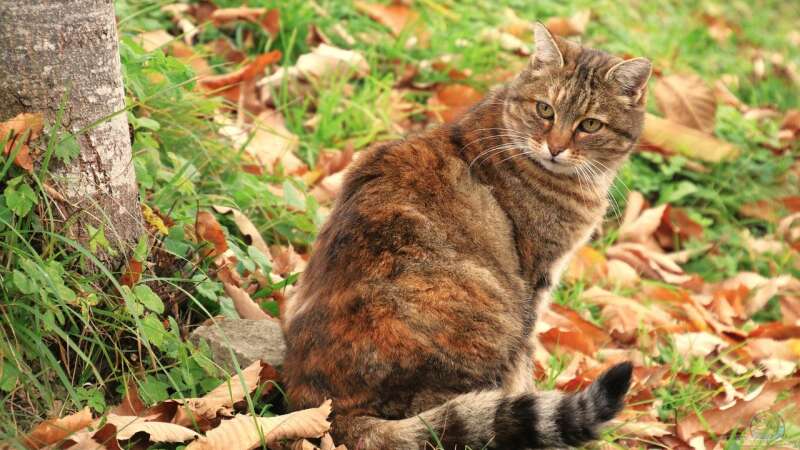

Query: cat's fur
[281,23,651,449]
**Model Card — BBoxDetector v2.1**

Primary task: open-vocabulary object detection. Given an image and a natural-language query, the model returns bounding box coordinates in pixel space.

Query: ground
[1,0,799,449]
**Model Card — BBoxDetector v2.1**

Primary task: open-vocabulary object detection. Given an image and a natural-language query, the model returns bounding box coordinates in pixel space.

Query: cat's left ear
[605,57,652,100]
[531,22,564,69]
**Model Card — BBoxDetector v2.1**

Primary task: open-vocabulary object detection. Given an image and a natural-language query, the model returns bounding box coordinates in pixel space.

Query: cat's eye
[536,101,554,119]
[579,118,603,133]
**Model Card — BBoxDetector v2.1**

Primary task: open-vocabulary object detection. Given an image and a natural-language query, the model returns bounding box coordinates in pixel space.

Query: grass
[1,0,799,448]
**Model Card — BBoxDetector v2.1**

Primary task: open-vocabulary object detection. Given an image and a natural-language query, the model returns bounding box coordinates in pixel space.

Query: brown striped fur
[282,24,651,449]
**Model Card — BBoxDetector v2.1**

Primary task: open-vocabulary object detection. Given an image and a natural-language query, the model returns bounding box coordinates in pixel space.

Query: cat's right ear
[531,22,564,70]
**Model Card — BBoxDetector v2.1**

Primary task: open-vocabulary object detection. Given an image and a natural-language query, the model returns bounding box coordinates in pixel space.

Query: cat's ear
[531,22,564,69]
[605,57,652,96]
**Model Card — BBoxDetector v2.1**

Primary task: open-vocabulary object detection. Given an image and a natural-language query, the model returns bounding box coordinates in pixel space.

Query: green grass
[1,0,799,448]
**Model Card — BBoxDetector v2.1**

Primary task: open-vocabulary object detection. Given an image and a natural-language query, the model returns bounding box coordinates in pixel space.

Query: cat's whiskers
[469,143,525,170]
[583,160,622,219]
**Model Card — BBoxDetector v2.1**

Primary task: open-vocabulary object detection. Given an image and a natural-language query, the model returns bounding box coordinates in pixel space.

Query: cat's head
[503,23,651,177]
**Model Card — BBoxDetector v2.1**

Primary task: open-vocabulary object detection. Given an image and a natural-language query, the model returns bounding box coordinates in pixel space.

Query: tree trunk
[0,0,143,267]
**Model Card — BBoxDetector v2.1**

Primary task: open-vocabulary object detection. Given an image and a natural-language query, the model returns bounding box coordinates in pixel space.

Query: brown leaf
[606,242,692,284]
[62,423,121,450]
[719,272,800,315]
[120,259,143,288]
[354,1,420,37]
[22,407,93,449]
[538,327,596,355]
[186,400,332,450]
[199,51,282,92]
[104,415,199,442]
[110,380,147,417]
[223,282,272,321]
[426,84,484,123]
[677,378,800,442]
[212,205,271,257]
[196,211,228,257]
[173,361,267,427]
[544,10,591,37]
[640,113,739,162]
[654,74,717,134]
[211,7,280,36]
[564,246,607,284]
[248,110,304,174]
[740,196,800,223]
[606,259,641,288]
[260,44,369,93]
[0,112,43,172]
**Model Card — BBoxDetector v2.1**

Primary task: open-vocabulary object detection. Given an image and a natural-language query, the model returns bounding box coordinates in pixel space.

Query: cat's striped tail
[332,362,633,450]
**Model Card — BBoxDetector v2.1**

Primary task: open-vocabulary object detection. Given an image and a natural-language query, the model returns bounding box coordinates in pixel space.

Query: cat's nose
[546,131,570,157]
[548,144,567,157]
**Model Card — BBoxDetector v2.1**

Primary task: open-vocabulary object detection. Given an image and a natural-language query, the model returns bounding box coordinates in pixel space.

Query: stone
[190,318,286,372]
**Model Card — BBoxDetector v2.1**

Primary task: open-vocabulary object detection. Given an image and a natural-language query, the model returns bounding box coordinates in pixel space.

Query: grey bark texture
[0,0,143,266]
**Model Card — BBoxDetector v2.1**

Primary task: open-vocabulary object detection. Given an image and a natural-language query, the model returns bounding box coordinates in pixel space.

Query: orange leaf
[354,1,420,37]
[538,327,596,355]
[120,259,143,288]
[22,407,93,449]
[676,378,800,442]
[196,211,228,257]
[211,7,280,36]
[1,112,43,172]
[426,84,483,123]
[654,74,718,134]
[199,51,282,92]
[544,11,591,37]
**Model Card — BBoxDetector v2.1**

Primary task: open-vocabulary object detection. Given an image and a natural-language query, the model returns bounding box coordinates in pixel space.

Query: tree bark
[0,0,143,267]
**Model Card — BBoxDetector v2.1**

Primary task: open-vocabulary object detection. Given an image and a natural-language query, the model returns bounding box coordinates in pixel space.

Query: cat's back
[281,129,528,414]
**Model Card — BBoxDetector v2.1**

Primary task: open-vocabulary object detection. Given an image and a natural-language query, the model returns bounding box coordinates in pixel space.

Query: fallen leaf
[677,378,800,442]
[354,1,419,37]
[210,7,280,36]
[640,113,739,162]
[271,245,307,276]
[719,272,800,315]
[260,44,369,91]
[212,205,271,257]
[110,380,147,416]
[223,283,272,321]
[739,197,800,223]
[544,10,591,37]
[0,112,43,172]
[21,407,93,449]
[135,30,175,52]
[196,211,228,257]
[606,259,640,287]
[564,246,608,284]
[173,361,269,427]
[654,74,717,134]
[426,84,484,123]
[186,400,332,450]
[62,423,121,450]
[538,327,596,355]
[104,415,199,442]
[606,242,692,284]
[672,332,728,357]
[120,259,143,288]
[199,51,282,93]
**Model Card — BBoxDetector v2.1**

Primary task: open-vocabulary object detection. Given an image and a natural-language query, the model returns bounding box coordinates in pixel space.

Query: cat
[281,22,651,449]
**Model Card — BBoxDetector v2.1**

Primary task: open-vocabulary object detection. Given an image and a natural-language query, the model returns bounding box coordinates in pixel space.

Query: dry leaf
[354,1,420,37]
[196,211,228,257]
[640,113,739,162]
[62,423,121,450]
[0,112,43,172]
[426,84,484,123]
[538,327,596,355]
[173,361,267,426]
[564,246,608,284]
[212,205,271,256]
[260,44,369,92]
[606,259,640,287]
[200,51,282,92]
[544,10,591,37]
[104,415,199,442]
[739,196,800,223]
[223,282,272,321]
[110,380,147,417]
[186,400,332,450]
[719,272,800,315]
[606,242,692,284]
[21,407,93,449]
[672,332,728,357]
[677,378,800,442]
[654,74,717,134]
[211,7,280,36]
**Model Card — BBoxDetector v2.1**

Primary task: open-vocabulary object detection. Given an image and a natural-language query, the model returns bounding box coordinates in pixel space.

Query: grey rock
[190,318,286,372]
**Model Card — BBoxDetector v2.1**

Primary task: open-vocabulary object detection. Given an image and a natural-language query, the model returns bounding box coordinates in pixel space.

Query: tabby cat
[282,23,651,449]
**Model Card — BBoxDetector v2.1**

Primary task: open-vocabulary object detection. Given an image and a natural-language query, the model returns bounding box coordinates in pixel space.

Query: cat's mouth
[528,153,578,175]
